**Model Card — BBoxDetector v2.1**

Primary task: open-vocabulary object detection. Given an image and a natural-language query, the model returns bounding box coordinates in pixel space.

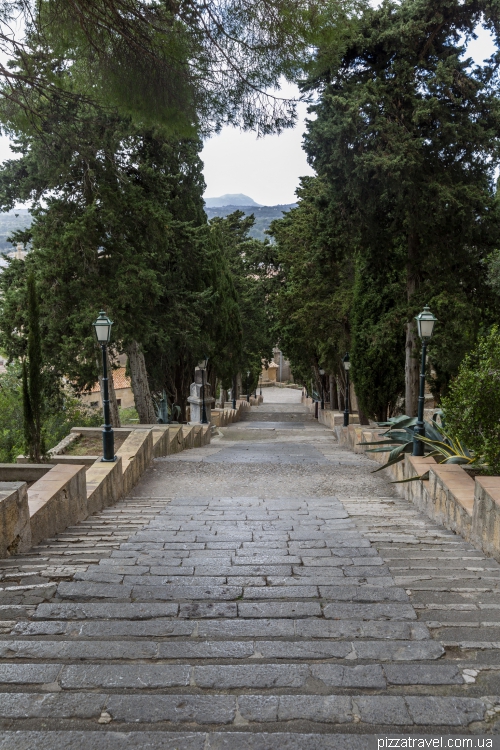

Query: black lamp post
[93,311,116,462]
[343,353,351,427]
[412,305,438,456]
[246,370,250,402]
[259,374,262,397]
[198,357,209,424]
[319,368,325,410]
[232,375,237,410]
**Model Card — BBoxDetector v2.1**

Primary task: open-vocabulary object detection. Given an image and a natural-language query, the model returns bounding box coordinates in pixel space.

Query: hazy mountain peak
[204,193,262,208]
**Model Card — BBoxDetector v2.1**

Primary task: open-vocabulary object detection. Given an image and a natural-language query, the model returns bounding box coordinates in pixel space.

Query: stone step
[55,581,410,603]
[0,638,444,660]
[32,601,417,620]
[12,618,429,640]
[0,662,463,689]
[0,692,486,727]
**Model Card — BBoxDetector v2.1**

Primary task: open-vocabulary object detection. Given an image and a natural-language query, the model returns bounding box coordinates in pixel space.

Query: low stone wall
[0,464,54,482]
[336,423,500,562]
[86,458,123,515]
[318,409,360,429]
[473,477,500,561]
[152,427,170,458]
[117,430,153,497]
[28,464,87,547]
[0,482,31,556]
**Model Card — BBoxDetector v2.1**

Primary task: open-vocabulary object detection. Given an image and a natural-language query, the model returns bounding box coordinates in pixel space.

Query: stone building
[80,368,135,410]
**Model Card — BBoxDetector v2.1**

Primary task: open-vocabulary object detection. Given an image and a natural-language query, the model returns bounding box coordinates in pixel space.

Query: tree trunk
[358,406,370,426]
[107,356,121,427]
[338,379,345,412]
[125,341,157,424]
[96,351,121,427]
[405,230,420,416]
[405,323,420,416]
[330,374,338,410]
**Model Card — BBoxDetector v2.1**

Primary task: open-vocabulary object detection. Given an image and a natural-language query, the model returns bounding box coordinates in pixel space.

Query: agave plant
[361,413,484,479]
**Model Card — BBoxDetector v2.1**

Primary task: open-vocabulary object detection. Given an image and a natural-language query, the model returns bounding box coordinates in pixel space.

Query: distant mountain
[204,203,297,241]
[204,193,262,208]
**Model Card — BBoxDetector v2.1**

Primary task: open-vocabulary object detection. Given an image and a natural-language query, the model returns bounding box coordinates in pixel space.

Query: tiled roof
[90,367,131,393]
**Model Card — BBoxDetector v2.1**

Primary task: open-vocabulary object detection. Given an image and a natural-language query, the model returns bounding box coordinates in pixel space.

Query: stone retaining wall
[335,423,500,562]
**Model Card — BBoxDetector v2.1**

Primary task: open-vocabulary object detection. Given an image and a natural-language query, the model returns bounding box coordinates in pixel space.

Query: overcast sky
[0,25,495,209]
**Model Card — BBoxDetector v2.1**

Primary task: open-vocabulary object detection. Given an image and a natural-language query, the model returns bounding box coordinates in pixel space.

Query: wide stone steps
[2,428,500,744]
[0,691,486,727]
[0,661,463,688]
[0,637,444,661]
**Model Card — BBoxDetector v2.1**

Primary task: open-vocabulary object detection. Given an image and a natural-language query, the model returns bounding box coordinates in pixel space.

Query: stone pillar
[187,368,215,423]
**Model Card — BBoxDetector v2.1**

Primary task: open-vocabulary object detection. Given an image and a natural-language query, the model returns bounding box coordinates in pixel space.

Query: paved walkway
[1,396,500,747]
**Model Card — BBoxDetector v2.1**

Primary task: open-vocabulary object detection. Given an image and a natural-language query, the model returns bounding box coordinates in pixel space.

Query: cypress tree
[304,0,500,412]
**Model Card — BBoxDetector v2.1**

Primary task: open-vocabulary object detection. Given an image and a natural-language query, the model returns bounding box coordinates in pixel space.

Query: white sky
[0,24,495,208]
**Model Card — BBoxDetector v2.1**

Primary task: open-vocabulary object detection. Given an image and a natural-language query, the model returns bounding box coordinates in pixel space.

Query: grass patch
[65,433,128,456]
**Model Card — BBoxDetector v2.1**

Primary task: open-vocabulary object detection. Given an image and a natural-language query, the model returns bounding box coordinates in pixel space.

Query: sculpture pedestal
[187,379,215,423]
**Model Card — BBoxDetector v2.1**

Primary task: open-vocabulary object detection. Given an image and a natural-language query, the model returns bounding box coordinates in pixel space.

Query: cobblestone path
[1,389,500,747]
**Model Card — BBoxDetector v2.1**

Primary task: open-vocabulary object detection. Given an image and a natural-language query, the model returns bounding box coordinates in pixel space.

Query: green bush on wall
[442,326,500,474]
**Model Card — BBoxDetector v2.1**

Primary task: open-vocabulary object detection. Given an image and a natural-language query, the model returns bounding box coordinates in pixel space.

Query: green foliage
[0,0,341,136]
[364,414,480,476]
[442,327,500,474]
[303,0,500,406]
[0,363,100,463]
[208,211,274,392]
[0,75,273,421]
[267,176,353,390]
[0,88,227,418]
[351,256,406,421]
[119,406,139,424]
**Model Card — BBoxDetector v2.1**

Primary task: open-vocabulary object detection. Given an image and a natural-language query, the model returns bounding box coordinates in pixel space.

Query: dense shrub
[0,363,101,462]
[442,327,500,474]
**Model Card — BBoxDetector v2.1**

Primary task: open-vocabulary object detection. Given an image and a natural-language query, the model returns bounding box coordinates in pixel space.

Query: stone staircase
[0,487,498,747]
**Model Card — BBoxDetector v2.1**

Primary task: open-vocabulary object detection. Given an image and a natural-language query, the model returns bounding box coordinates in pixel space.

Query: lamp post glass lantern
[343,353,351,427]
[412,306,437,456]
[92,311,116,462]
[198,357,209,424]
[319,368,325,410]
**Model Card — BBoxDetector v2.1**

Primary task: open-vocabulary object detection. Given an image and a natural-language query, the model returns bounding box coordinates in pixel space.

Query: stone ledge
[473,477,500,561]
[0,464,54,483]
[319,410,360,429]
[86,458,123,516]
[0,482,31,556]
[117,431,153,497]
[29,464,87,547]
